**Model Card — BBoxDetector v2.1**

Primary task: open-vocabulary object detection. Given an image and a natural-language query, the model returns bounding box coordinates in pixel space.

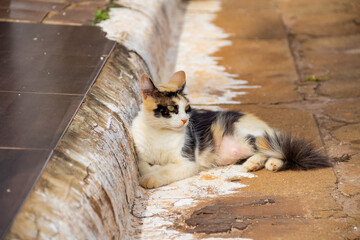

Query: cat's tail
[257,131,332,170]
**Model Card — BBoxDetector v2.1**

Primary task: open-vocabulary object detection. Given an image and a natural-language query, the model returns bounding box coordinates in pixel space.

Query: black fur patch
[154,90,186,99]
[188,110,218,152]
[245,135,257,151]
[219,111,244,135]
[182,109,244,160]
[162,91,180,98]
[154,104,178,118]
[182,126,196,161]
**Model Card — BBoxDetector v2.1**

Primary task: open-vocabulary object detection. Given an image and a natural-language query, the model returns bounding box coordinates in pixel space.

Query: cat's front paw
[140,175,165,189]
[242,154,267,172]
[242,161,262,172]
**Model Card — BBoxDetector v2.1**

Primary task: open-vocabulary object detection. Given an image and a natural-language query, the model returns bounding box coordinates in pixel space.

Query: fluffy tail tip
[265,131,332,170]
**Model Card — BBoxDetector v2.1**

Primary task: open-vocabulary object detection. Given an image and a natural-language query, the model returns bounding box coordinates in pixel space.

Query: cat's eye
[167,105,175,111]
[185,105,191,111]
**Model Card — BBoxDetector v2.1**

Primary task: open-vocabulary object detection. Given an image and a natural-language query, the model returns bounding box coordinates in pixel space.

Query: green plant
[93,9,109,25]
[93,1,122,25]
[306,76,329,82]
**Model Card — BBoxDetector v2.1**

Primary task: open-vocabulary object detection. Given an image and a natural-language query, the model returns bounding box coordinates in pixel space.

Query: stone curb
[6,1,184,239]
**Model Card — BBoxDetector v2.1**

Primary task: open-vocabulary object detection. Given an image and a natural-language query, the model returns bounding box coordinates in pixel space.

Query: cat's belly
[216,135,254,166]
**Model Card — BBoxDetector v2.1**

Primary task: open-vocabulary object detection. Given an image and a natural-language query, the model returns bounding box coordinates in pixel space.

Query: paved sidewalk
[194,0,360,238]
[0,0,108,25]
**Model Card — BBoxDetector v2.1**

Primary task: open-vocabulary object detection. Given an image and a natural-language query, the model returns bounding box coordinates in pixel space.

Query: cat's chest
[131,115,187,163]
[143,130,185,163]
[147,131,184,151]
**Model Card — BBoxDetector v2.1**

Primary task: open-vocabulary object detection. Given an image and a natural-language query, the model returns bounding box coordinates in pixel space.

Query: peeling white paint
[174,198,196,207]
[143,165,254,201]
[134,165,255,239]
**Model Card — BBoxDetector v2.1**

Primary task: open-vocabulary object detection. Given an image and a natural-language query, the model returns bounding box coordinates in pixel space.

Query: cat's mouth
[173,124,187,130]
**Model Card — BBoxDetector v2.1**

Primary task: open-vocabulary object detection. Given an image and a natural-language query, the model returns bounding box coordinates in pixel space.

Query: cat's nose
[181,119,187,124]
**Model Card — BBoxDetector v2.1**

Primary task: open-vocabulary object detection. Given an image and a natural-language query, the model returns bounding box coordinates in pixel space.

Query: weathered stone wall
[6,0,185,239]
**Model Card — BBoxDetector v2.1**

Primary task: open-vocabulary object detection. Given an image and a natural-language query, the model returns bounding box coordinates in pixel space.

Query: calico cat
[131,71,332,189]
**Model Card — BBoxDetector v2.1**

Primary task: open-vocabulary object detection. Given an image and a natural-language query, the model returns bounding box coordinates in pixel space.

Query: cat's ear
[140,73,157,99]
[169,71,186,91]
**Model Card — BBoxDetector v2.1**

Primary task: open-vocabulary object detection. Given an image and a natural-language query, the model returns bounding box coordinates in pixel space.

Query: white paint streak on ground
[174,198,195,207]
[174,1,260,106]
[133,165,255,239]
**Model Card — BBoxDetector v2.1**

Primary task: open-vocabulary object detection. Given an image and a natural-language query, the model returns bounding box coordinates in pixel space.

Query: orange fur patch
[157,84,179,92]
[142,92,183,113]
[211,122,225,152]
[177,94,187,103]
[142,96,158,113]
[256,136,271,151]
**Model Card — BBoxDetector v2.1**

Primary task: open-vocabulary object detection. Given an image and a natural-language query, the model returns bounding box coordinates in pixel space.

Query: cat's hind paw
[140,175,165,189]
[265,157,284,172]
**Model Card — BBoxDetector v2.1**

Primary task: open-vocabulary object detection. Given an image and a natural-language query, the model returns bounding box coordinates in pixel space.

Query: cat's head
[140,71,191,131]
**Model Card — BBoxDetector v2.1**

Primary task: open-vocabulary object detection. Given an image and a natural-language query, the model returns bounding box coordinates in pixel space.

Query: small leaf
[93,9,110,24]
[93,0,121,25]
[306,76,318,81]
[306,76,329,82]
